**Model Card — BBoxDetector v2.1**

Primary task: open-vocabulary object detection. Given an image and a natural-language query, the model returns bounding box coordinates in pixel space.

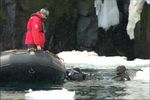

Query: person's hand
[37,45,42,50]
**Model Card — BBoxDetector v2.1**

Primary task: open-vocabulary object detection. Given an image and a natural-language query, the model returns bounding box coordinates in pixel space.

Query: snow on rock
[127,0,150,39]
[94,0,119,30]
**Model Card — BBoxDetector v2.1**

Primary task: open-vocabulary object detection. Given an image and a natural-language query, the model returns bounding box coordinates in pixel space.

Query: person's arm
[31,18,43,49]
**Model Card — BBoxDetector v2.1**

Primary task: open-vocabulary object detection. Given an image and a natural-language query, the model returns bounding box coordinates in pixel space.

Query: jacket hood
[35,11,44,19]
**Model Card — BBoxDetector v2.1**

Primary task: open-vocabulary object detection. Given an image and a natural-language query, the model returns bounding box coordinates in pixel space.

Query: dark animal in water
[112,65,131,81]
[66,68,86,81]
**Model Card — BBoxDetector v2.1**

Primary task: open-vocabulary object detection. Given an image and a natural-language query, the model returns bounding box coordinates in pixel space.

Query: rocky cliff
[135,3,150,59]
[0,0,150,59]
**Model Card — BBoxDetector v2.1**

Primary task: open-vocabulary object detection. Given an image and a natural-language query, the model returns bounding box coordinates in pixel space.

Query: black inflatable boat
[0,49,66,83]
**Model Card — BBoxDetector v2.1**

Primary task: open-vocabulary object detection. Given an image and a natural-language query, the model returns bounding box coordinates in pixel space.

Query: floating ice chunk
[25,88,75,100]
[133,67,150,81]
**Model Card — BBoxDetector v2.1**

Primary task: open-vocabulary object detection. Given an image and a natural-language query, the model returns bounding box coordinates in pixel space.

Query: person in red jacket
[25,8,49,50]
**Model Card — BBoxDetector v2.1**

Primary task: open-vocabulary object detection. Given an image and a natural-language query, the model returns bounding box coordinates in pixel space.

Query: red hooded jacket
[25,11,46,47]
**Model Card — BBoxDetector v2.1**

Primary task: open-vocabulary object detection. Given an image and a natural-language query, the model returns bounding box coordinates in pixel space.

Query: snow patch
[127,0,150,39]
[94,0,119,30]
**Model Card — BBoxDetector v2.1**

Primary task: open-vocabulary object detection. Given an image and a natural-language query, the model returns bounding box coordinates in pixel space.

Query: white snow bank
[94,0,119,30]
[57,50,150,69]
[127,0,150,39]
[25,88,75,100]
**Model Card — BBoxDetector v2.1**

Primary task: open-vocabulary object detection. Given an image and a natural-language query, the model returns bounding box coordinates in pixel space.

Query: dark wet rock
[134,3,150,59]
[77,16,98,51]
[77,0,89,16]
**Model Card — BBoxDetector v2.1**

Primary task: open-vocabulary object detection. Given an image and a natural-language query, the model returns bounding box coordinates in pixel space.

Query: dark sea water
[0,68,149,100]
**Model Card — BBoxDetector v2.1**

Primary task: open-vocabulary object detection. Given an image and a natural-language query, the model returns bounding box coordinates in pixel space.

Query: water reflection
[63,80,128,100]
